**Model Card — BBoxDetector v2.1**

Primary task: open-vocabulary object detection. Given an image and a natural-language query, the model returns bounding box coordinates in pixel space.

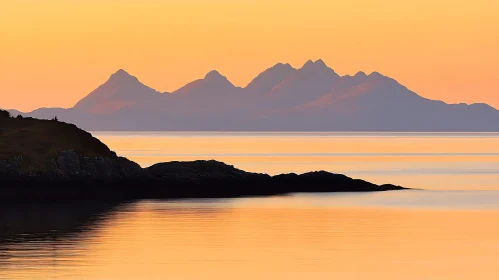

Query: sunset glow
[1,0,498,111]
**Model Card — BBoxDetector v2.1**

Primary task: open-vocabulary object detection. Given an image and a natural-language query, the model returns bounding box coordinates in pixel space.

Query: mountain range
[7,60,499,131]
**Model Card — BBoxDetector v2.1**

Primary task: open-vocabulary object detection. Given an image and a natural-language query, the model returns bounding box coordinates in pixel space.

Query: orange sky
[1,0,498,111]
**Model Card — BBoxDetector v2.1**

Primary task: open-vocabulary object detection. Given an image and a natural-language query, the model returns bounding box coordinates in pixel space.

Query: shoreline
[0,114,406,202]
[0,160,406,202]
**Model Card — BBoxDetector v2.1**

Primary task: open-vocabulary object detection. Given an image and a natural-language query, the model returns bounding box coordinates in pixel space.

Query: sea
[1,132,499,279]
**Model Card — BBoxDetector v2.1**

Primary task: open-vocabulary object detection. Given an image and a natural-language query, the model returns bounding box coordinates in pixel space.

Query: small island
[0,109,405,201]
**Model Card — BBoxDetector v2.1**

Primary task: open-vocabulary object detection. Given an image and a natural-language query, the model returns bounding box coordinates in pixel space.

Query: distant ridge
[7,60,499,131]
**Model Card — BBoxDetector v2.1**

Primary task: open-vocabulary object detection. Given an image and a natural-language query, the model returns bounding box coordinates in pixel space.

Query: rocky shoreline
[0,150,405,201]
[0,111,405,201]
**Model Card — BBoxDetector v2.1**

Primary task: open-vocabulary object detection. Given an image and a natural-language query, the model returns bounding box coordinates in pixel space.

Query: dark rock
[0,156,23,173]
[0,115,406,201]
[0,158,405,201]
[147,160,270,181]
[57,150,81,173]
[0,150,147,182]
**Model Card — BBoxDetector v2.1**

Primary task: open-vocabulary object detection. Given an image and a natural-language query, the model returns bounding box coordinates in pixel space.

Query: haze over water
[2,132,499,279]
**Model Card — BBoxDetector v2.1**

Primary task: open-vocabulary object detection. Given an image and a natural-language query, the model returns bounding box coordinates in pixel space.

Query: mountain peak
[315,59,327,67]
[302,60,315,69]
[272,62,294,69]
[355,71,367,78]
[300,59,334,73]
[245,62,296,94]
[73,69,159,113]
[115,68,128,75]
[202,70,235,88]
[369,71,384,78]
[109,69,138,83]
[205,70,225,80]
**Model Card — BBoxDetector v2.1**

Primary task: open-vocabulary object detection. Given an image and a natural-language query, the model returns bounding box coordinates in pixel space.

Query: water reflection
[1,193,499,279]
[0,202,121,240]
[0,202,125,279]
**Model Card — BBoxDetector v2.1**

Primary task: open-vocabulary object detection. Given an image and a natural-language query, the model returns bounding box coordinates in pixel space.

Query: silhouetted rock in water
[145,161,404,198]
[147,160,271,181]
[0,114,405,201]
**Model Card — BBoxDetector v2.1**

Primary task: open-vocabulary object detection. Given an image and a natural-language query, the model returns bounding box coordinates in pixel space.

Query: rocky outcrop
[144,160,404,198]
[147,160,270,181]
[0,157,405,201]
[0,150,147,180]
[0,114,405,201]
[0,156,23,173]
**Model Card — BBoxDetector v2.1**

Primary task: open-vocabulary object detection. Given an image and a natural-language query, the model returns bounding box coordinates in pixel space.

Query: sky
[1,0,498,111]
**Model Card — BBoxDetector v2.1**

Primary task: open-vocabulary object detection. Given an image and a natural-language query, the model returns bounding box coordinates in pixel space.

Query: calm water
[2,192,499,280]
[1,132,499,279]
[94,132,499,190]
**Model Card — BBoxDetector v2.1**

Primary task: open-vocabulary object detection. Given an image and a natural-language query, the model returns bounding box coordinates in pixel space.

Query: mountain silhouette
[74,69,163,114]
[8,60,499,131]
[245,63,296,96]
[174,70,237,97]
[261,59,340,110]
[167,70,244,126]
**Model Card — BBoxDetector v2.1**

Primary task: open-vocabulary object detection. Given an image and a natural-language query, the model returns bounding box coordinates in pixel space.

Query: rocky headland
[0,109,405,201]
